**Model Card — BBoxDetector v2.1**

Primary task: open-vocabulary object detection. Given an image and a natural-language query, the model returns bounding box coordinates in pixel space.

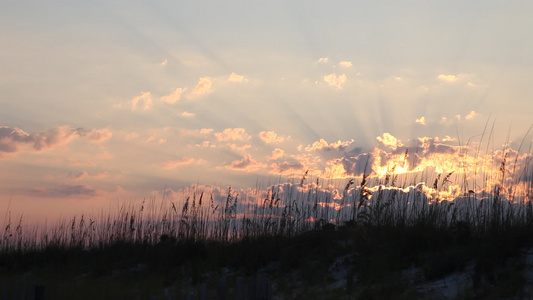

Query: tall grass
[1,134,532,255]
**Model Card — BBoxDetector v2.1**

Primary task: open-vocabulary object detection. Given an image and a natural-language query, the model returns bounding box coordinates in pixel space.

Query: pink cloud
[76,128,112,143]
[0,126,80,155]
[162,157,205,169]
[226,154,266,172]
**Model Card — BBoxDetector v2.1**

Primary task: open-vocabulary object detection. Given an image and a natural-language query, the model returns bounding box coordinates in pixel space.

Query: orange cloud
[323,73,347,89]
[438,74,458,82]
[228,73,248,82]
[228,143,252,153]
[416,116,426,125]
[192,77,212,96]
[268,148,285,160]
[317,58,329,63]
[376,133,403,150]
[160,88,185,103]
[181,111,195,117]
[215,128,250,141]
[465,110,478,120]
[131,92,153,110]
[259,131,288,143]
[338,61,353,67]
[303,139,354,152]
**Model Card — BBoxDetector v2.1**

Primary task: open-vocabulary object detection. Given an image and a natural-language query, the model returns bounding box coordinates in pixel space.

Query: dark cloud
[270,160,304,174]
[28,184,97,198]
[340,153,374,176]
[0,125,111,156]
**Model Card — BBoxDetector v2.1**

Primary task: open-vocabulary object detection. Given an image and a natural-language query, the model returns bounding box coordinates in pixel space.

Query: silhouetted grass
[1,134,533,299]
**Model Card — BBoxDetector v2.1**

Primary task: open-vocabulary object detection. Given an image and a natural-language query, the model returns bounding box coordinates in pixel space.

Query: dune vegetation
[1,128,533,299]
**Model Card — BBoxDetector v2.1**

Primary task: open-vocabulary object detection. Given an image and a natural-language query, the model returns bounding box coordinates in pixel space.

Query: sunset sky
[1,1,533,220]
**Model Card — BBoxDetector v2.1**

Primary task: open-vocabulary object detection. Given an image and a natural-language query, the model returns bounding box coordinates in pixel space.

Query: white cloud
[323,73,347,89]
[131,92,153,111]
[317,58,329,63]
[160,88,185,103]
[416,116,426,125]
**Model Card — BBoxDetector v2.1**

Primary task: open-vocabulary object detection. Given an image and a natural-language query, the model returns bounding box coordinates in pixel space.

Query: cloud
[228,143,252,153]
[268,148,285,160]
[181,111,195,117]
[70,171,88,180]
[376,133,403,150]
[196,141,216,148]
[259,131,288,143]
[323,73,347,89]
[192,77,212,96]
[270,160,304,174]
[200,128,214,134]
[317,58,329,63]
[303,139,354,152]
[228,73,248,82]
[162,157,205,170]
[0,126,114,156]
[160,88,186,103]
[338,61,353,67]
[131,92,153,110]
[69,160,97,167]
[161,59,168,66]
[0,126,78,154]
[76,128,112,143]
[416,116,426,125]
[438,74,458,82]
[226,154,266,172]
[28,184,97,198]
[465,110,479,120]
[215,128,250,141]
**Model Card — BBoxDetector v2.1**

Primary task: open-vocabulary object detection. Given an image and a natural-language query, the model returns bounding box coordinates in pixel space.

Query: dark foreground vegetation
[1,144,533,299]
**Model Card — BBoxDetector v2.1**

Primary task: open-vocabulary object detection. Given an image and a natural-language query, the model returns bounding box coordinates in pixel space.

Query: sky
[1,1,533,221]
